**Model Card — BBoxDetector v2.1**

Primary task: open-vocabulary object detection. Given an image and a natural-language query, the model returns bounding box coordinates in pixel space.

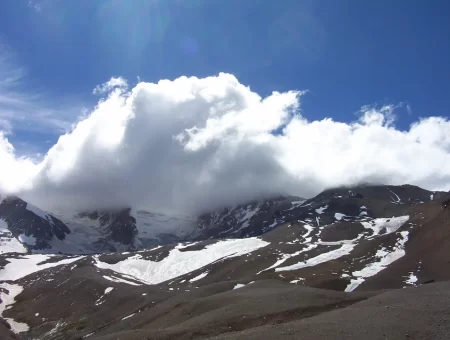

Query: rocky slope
[1,184,450,339]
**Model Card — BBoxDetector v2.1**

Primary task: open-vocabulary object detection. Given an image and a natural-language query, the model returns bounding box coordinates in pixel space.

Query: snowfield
[0,282,29,333]
[0,254,85,281]
[94,238,269,284]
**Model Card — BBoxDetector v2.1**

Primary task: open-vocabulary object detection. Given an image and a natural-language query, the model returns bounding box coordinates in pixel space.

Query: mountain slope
[1,184,450,339]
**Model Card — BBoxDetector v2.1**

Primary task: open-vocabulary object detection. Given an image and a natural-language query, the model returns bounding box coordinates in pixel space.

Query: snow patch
[315,205,328,214]
[190,271,209,282]
[0,283,29,333]
[94,238,269,284]
[26,202,50,220]
[0,254,85,281]
[0,220,27,254]
[404,272,418,286]
[290,279,304,284]
[258,244,317,274]
[334,213,347,220]
[18,234,37,246]
[103,275,142,286]
[361,216,409,237]
[233,283,246,290]
[276,243,355,272]
[122,313,135,320]
[388,188,401,203]
[345,231,409,292]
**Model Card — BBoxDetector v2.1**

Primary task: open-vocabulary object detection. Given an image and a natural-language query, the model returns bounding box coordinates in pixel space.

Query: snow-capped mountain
[0,185,446,255]
[0,196,71,252]
[1,184,450,339]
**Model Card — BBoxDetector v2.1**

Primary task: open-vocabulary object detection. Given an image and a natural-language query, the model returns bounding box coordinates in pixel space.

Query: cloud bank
[1,73,450,215]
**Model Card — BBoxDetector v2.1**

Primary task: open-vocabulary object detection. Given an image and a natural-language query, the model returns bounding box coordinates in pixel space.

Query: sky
[0,0,449,214]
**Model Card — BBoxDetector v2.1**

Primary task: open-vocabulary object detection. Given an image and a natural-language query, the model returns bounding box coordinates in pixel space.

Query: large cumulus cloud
[1,73,450,215]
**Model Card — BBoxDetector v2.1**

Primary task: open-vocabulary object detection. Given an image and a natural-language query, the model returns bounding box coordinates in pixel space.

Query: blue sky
[1,0,449,156]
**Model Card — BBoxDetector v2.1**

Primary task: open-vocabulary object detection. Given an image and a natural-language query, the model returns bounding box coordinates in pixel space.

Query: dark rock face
[0,196,71,250]
[79,208,138,247]
[195,196,304,240]
[106,209,137,245]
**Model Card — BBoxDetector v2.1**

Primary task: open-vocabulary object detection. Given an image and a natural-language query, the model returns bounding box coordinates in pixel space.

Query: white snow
[25,202,50,220]
[302,224,314,242]
[0,254,85,281]
[104,287,114,294]
[334,213,347,220]
[131,210,197,242]
[0,219,8,232]
[345,278,365,292]
[387,188,401,203]
[190,271,209,282]
[175,242,199,250]
[404,272,418,286]
[258,244,318,274]
[286,200,307,211]
[103,275,142,286]
[234,206,260,233]
[94,238,269,284]
[0,220,27,254]
[290,279,304,284]
[430,194,434,200]
[233,283,246,290]
[121,313,135,320]
[0,283,29,333]
[18,234,37,246]
[276,243,355,272]
[345,231,409,292]
[315,205,328,214]
[361,216,409,237]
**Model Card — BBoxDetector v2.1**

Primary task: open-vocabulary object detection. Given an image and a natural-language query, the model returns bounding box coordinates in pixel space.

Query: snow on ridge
[231,205,260,234]
[0,283,29,333]
[257,243,318,274]
[94,237,269,285]
[345,231,410,292]
[388,188,401,204]
[0,254,85,281]
[361,216,409,237]
[275,243,355,272]
[26,202,50,220]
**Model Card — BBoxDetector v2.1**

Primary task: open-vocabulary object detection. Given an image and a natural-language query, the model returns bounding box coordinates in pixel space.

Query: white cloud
[93,77,128,95]
[1,73,450,215]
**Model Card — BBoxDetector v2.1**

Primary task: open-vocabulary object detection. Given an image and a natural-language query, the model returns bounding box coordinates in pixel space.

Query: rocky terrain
[1,184,450,339]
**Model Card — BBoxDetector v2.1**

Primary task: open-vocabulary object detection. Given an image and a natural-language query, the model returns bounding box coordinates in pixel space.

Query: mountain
[1,194,307,254]
[1,184,450,339]
[0,196,71,252]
